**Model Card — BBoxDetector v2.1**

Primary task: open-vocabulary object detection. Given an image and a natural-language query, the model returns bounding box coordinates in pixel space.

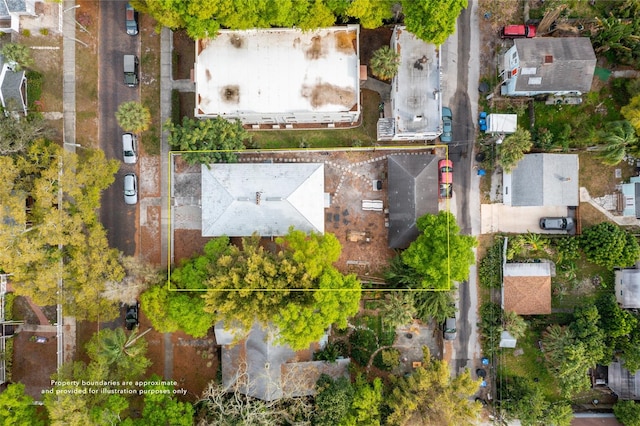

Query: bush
[553,236,580,262]
[314,341,347,363]
[39,28,49,36]
[25,71,43,109]
[479,239,503,289]
[580,222,640,269]
[21,29,30,37]
[349,329,378,366]
[479,302,503,358]
[374,348,401,371]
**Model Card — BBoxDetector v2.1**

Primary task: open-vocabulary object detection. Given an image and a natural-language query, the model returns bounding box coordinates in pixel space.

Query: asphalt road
[98,0,139,256]
[451,3,474,373]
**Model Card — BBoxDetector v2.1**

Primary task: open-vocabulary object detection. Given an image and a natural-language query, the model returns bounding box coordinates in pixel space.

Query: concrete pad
[481,204,569,234]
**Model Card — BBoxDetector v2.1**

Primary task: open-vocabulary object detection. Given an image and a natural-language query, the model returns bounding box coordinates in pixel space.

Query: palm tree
[598,120,639,165]
[370,46,400,81]
[413,289,456,323]
[379,291,416,329]
[115,101,151,133]
[87,327,152,379]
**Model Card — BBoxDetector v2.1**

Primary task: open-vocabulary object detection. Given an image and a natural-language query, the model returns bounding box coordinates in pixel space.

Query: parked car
[122,133,138,164]
[125,3,138,36]
[539,217,574,231]
[125,303,139,330]
[123,54,139,87]
[438,159,453,199]
[501,24,536,38]
[441,107,453,143]
[444,317,457,340]
[123,173,138,205]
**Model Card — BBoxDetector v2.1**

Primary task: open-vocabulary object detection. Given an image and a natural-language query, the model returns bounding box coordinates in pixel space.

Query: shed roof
[200,163,325,237]
[513,38,596,94]
[509,154,579,206]
[503,262,552,315]
[615,269,640,309]
[387,154,438,249]
[608,360,640,400]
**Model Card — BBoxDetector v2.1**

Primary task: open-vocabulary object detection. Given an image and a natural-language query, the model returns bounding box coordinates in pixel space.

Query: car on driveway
[123,173,138,205]
[444,317,457,340]
[441,107,453,143]
[125,303,139,330]
[539,217,574,231]
[501,24,536,38]
[122,133,138,164]
[438,159,453,199]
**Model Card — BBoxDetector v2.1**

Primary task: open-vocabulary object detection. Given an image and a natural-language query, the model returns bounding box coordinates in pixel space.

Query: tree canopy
[580,222,640,269]
[370,46,400,81]
[165,117,248,166]
[116,101,152,133]
[403,0,467,45]
[165,229,361,349]
[0,114,53,155]
[399,211,477,289]
[614,400,640,426]
[0,43,33,71]
[597,120,640,165]
[0,140,124,321]
[0,383,44,426]
[498,127,533,172]
[385,347,481,425]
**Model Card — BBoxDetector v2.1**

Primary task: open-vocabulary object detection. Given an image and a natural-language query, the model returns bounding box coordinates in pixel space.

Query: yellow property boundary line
[166,144,453,292]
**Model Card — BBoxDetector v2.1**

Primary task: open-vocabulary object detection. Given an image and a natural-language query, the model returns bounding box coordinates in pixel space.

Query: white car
[122,133,138,164]
[123,173,138,205]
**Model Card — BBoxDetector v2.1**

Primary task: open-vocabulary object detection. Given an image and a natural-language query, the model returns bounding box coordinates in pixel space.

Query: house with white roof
[194,26,361,129]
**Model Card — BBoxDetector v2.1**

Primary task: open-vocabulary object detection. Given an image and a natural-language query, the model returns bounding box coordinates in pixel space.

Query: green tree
[413,289,456,323]
[570,304,605,365]
[165,117,248,166]
[1,43,34,71]
[369,46,400,81]
[541,325,592,398]
[343,375,383,426]
[0,383,44,426]
[622,93,640,135]
[346,0,393,29]
[580,222,640,269]
[597,120,640,165]
[385,347,481,425]
[400,212,477,290]
[478,238,503,289]
[503,310,527,340]
[614,400,640,426]
[378,291,416,329]
[314,374,354,426]
[137,375,194,425]
[402,0,467,45]
[0,115,53,155]
[85,327,152,380]
[498,127,533,172]
[116,101,152,133]
[0,140,124,321]
[190,230,360,350]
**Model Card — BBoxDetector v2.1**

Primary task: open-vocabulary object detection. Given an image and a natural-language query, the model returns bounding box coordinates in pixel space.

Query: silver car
[123,173,138,205]
[444,317,457,340]
[122,133,138,164]
[539,217,574,231]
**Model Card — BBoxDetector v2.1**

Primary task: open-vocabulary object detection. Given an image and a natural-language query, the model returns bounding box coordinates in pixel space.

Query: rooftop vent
[544,55,553,64]
[256,192,262,205]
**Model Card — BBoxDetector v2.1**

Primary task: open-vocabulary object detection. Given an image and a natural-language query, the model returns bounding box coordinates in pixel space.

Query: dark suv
[125,303,139,330]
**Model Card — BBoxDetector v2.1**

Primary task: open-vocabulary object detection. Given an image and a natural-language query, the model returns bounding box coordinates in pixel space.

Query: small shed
[486,114,517,134]
[499,330,517,348]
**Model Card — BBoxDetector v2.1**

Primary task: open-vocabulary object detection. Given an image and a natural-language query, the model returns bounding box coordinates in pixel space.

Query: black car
[539,217,575,231]
[125,303,139,330]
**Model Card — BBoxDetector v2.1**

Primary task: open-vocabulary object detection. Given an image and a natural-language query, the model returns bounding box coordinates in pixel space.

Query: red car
[438,159,453,199]
[501,24,536,38]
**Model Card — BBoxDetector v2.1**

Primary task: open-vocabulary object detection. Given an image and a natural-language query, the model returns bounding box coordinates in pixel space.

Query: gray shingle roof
[510,154,579,206]
[513,37,596,94]
[387,154,438,249]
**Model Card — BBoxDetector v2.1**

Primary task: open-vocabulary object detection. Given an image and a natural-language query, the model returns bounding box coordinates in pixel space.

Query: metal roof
[508,154,579,206]
[201,163,325,237]
[387,154,438,249]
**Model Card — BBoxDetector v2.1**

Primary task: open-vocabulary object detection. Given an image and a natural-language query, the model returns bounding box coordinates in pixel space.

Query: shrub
[349,329,377,366]
[39,28,49,36]
[580,222,640,269]
[374,348,401,371]
[479,239,503,289]
[553,236,580,262]
[21,29,31,37]
[479,302,503,357]
[314,341,347,363]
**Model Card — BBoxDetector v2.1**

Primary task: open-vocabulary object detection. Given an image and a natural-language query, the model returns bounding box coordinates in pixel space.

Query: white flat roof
[195,26,360,116]
[487,114,517,133]
[201,163,325,237]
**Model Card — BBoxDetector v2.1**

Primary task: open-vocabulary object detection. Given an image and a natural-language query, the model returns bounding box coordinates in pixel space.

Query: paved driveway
[481,204,571,234]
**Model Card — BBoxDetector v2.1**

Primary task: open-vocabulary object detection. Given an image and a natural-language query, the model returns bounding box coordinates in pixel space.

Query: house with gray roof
[377,26,443,141]
[618,176,640,218]
[503,153,579,207]
[0,0,37,33]
[216,323,350,401]
[501,37,596,97]
[201,163,325,237]
[387,154,438,249]
[615,268,640,309]
[0,53,27,115]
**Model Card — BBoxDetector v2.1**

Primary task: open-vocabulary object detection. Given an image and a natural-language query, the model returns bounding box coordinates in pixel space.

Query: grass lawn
[249,89,382,149]
[579,151,635,198]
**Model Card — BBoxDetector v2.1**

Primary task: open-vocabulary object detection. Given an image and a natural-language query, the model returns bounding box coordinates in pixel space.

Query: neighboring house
[387,154,439,249]
[501,37,596,97]
[502,262,553,315]
[194,26,361,129]
[0,53,28,115]
[503,153,579,207]
[215,323,350,401]
[608,360,640,400]
[0,0,37,33]
[614,267,640,309]
[618,176,640,218]
[377,26,442,141]
[485,113,517,134]
[200,163,326,237]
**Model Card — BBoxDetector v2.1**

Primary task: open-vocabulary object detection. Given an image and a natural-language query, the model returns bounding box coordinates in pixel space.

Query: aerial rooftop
[195,26,361,127]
